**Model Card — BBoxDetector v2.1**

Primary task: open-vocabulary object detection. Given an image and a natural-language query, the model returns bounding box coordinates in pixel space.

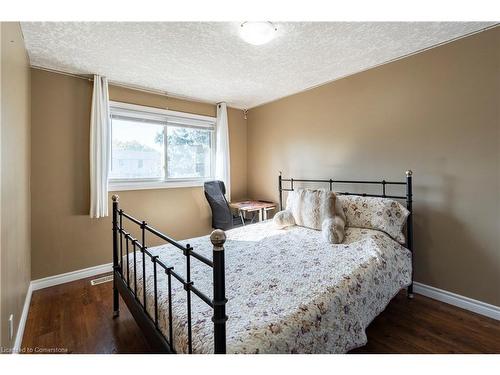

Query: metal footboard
[111,195,227,353]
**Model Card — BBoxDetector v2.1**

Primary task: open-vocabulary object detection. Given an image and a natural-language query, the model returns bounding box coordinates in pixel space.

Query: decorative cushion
[273,210,296,229]
[282,189,346,244]
[336,195,409,244]
[322,216,345,244]
[285,189,334,230]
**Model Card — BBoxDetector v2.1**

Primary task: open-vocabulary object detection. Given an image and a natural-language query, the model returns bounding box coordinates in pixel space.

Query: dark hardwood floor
[22,274,151,353]
[21,274,500,354]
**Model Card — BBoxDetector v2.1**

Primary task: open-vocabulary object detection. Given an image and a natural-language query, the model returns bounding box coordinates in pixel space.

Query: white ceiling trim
[30,65,222,108]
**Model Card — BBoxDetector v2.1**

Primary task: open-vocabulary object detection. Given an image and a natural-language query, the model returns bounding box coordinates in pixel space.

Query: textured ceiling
[21,22,495,108]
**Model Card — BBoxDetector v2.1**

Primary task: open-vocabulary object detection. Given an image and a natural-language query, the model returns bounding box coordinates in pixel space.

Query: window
[109,101,216,191]
[110,117,165,180]
[167,126,212,179]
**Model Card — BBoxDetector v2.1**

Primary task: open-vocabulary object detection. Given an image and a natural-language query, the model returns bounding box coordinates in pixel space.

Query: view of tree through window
[109,113,213,182]
[167,126,212,178]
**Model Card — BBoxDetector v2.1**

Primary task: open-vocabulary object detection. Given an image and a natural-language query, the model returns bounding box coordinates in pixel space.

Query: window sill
[108,180,206,192]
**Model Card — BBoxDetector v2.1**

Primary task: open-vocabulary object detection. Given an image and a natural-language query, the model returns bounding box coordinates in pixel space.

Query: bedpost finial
[210,229,226,251]
[112,194,119,202]
[406,170,413,177]
[279,171,282,176]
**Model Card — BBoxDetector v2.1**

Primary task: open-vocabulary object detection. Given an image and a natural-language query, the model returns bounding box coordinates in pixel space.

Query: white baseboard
[12,283,33,353]
[31,262,113,291]
[414,282,500,321]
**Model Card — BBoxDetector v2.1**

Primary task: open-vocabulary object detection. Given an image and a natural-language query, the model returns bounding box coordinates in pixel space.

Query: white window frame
[108,101,216,191]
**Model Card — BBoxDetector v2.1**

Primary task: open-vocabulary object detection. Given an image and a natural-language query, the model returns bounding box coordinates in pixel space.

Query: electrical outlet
[8,314,14,341]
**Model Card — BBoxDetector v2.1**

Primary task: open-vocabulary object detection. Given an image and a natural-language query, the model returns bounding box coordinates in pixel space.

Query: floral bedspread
[122,221,412,353]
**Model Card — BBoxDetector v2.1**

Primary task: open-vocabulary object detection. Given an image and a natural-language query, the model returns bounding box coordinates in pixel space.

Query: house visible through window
[109,101,216,190]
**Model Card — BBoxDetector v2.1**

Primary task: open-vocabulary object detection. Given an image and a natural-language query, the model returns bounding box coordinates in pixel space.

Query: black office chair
[204,180,250,230]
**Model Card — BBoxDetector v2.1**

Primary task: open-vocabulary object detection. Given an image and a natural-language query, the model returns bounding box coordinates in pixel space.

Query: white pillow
[286,189,337,230]
[282,189,346,244]
[336,195,409,244]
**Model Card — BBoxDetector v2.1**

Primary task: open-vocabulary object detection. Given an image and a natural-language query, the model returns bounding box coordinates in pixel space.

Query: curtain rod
[30,65,224,107]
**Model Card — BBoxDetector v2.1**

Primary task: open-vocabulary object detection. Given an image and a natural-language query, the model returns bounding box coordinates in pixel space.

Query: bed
[111,171,414,354]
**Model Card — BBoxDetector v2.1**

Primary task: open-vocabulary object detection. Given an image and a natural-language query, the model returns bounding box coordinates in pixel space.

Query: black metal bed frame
[278,170,414,298]
[111,195,227,354]
[111,170,414,354]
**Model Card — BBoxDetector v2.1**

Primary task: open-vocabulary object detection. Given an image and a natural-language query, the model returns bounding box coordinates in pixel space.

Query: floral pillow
[336,195,410,244]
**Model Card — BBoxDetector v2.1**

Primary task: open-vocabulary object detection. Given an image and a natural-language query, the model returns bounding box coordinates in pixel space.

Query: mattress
[121,221,412,353]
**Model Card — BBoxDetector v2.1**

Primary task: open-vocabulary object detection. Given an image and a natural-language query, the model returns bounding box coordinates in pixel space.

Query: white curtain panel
[215,102,231,202]
[89,75,111,218]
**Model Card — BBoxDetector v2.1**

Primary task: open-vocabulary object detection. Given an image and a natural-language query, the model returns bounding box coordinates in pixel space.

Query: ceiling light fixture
[239,22,277,45]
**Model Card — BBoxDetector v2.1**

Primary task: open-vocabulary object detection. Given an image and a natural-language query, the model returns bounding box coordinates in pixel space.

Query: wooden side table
[230,200,277,222]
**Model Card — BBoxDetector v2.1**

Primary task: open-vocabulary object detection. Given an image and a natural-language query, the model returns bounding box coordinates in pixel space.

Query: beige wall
[247,27,500,306]
[31,69,247,280]
[0,22,31,349]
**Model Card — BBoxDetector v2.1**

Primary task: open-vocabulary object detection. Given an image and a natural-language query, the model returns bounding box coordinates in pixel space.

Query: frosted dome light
[239,22,277,45]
